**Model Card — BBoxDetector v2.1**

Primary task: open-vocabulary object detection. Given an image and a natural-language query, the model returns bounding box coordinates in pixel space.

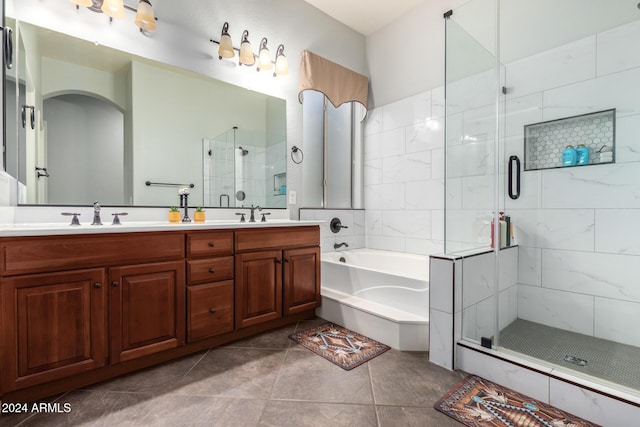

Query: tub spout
[334,242,349,250]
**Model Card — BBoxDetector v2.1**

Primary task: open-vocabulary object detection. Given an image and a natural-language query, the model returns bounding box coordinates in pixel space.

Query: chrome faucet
[334,242,349,250]
[91,201,102,225]
[248,205,261,222]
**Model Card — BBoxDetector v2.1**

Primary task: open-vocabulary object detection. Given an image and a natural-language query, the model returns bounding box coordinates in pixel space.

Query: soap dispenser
[562,145,577,166]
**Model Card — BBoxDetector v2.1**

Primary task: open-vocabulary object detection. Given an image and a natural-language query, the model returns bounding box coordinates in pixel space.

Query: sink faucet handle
[261,212,271,222]
[111,212,128,225]
[61,212,81,226]
[236,212,246,222]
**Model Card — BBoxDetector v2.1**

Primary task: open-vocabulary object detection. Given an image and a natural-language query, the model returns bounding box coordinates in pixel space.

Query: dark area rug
[435,375,602,427]
[289,322,390,370]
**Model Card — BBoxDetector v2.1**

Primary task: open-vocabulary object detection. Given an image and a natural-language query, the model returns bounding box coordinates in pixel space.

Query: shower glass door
[448,0,640,395]
[444,0,503,346]
[498,0,640,393]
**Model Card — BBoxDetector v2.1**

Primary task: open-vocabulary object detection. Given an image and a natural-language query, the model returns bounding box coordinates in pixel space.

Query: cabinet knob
[209,268,216,273]
[209,308,216,314]
[284,258,290,263]
[94,282,102,288]
[111,281,120,287]
[208,242,215,247]
[275,258,282,264]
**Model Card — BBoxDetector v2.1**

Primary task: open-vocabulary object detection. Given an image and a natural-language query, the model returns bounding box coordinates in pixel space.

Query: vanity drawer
[235,226,320,252]
[187,256,234,284]
[0,233,184,276]
[187,280,234,342]
[186,231,234,258]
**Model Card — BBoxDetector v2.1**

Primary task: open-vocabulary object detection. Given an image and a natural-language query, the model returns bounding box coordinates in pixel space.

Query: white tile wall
[506,36,597,99]
[363,88,445,256]
[595,209,640,255]
[594,297,640,347]
[597,19,640,77]
[518,285,594,335]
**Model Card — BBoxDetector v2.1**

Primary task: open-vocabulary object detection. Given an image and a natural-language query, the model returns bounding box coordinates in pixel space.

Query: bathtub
[316,248,429,351]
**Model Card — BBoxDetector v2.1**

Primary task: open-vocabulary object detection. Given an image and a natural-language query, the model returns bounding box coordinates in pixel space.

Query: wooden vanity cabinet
[234,227,320,329]
[0,268,107,392]
[186,231,235,342]
[109,260,185,364]
[0,225,320,402]
[0,232,184,392]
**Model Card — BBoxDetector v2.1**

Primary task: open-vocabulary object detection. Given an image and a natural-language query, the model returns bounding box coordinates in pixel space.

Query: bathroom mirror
[6,21,287,208]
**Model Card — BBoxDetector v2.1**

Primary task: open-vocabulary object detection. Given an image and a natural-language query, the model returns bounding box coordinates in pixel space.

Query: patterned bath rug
[435,375,602,427]
[288,323,390,370]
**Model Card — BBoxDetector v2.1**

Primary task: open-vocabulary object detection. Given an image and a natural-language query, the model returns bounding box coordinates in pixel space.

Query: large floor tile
[137,395,267,427]
[376,405,462,427]
[227,324,298,350]
[270,348,374,405]
[173,347,286,398]
[258,400,377,427]
[16,390,154,427]
[369,350,464,407]
[83,351,206,394]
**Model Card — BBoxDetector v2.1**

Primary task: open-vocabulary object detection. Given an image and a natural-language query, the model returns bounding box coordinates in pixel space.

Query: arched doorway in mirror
[42,92,125,205]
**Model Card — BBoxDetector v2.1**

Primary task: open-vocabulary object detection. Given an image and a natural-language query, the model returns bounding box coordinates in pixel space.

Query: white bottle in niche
[598,145,613,163]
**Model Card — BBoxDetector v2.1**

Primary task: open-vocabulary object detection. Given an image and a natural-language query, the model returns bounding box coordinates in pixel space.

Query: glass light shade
[218,34,235,59]
[239,41,255,66]
[275,53,288,76]
[258,47,272,70]
[135,0,156,31]
[101,0,125,19]
[71,0,93,7]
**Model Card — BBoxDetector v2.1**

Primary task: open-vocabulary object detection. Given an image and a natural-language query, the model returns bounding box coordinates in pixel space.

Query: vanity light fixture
[274,44,288,77]
[71,0,158,33]
[210,22,289,77]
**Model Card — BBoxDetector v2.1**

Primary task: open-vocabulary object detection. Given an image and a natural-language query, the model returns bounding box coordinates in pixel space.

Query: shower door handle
[508,155,520,200]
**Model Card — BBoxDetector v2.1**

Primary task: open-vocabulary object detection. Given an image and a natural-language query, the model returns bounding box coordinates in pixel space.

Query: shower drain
[564,355,588,366]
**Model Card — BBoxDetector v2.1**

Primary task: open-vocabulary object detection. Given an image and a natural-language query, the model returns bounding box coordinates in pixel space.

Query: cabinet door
[235,250,282,329]
[283,247,321,315]
[109,261,185,364]
[0,268,106,392]
[187,280,234,342]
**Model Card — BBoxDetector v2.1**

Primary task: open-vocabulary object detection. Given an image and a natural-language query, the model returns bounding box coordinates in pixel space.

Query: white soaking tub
[316,248,429,351]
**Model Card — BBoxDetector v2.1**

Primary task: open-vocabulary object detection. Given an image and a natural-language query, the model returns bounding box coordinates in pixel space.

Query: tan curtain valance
[298,50,368,114]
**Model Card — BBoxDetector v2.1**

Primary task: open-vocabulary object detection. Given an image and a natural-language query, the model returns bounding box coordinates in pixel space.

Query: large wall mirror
[5,20,287,209]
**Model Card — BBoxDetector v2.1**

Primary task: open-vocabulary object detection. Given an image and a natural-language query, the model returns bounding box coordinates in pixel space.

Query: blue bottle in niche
[562,145,577,166]
[576,144,589,165]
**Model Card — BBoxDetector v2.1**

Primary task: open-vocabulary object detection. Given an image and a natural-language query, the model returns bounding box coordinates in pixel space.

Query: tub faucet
[334,242,349,250]
[91,201,102,225]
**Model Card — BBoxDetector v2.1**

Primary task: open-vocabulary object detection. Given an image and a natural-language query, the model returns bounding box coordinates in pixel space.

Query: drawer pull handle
[284,258,290,263]
[209,308,216,314]
[208,242,215,247]
[111,281,120,287]
[275,258,282,264]
[209,268,216,273]
[94,282,102,288]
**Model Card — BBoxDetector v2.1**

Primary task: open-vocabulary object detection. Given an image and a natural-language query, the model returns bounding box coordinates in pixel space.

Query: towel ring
[291,146,304,164]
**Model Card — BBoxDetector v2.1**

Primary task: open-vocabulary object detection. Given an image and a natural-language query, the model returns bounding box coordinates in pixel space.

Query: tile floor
[0,318,464,427]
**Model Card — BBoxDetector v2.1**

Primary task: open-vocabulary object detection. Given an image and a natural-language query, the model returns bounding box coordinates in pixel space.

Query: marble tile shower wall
[504,19,640,346]
[363,88,446,255]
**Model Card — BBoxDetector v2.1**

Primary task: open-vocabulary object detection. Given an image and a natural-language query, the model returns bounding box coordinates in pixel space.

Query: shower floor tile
[500,319,640,392]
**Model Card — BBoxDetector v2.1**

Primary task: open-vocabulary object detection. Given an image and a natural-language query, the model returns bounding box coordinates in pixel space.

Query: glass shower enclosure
[445,0,640,394]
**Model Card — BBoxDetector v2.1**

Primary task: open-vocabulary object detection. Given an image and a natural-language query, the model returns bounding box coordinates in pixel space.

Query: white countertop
[0,219,324,237]
[0,207,324,237]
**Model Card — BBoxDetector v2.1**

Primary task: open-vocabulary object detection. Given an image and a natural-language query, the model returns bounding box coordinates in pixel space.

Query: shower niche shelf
[523,109,615,171]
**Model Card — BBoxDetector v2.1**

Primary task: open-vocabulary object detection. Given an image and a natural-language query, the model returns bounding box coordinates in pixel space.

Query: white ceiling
[302,0,425,36]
